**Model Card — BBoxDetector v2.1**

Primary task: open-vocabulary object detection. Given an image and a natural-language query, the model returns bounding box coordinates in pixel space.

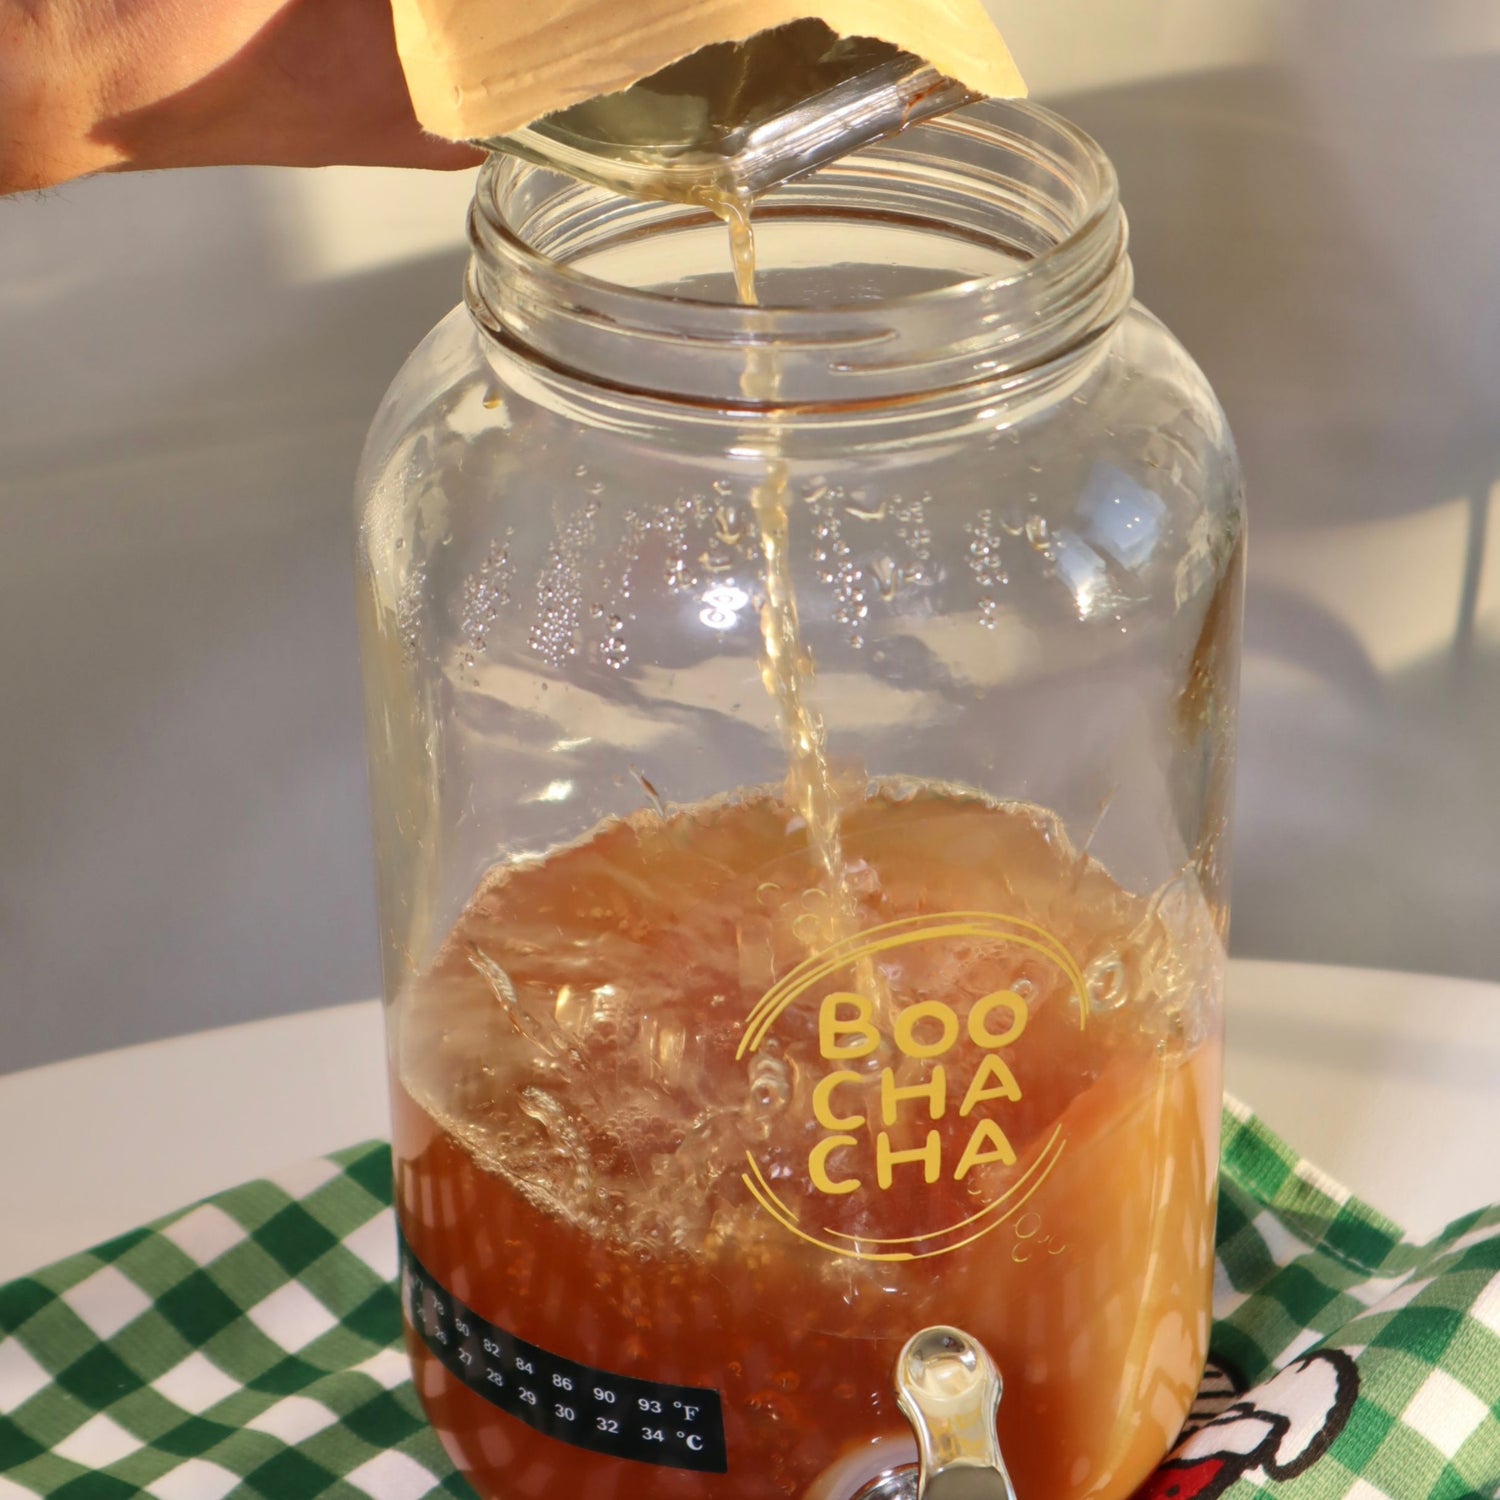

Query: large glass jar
[356,100,1243,1500]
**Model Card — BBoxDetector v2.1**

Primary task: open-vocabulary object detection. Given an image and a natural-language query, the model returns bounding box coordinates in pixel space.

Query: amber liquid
[394,785,1222,1500]
[713,194,855,933]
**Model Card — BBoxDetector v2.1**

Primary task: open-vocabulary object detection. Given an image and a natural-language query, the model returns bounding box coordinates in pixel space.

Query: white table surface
[2,958,1498,1284]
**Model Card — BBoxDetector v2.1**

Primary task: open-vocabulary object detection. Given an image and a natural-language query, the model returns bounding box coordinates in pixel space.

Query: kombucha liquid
[713,192,859,939]
[393,785,1222,1500]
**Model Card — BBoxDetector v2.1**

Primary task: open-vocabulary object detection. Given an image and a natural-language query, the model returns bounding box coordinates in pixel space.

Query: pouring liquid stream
[712,189,866,970]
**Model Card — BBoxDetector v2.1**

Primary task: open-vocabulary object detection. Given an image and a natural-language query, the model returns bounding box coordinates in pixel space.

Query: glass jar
[356,100,1243,1500]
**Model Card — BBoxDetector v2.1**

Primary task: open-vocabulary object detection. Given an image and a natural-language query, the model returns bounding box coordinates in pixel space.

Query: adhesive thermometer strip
[399,1234,729,1473]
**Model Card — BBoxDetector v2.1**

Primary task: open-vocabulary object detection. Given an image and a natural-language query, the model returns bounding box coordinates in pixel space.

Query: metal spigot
[852,1328,1018,1500]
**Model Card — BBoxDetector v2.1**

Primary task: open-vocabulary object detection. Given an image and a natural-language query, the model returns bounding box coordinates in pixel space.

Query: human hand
[1,0,482,194]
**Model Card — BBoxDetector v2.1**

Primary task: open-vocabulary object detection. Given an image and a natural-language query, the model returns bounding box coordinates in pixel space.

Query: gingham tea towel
[1141,1100,1500,1500]
[1,1105,1497,1499]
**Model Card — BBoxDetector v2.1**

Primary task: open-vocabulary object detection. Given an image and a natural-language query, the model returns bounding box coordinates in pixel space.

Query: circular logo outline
[738,911,1089,1261]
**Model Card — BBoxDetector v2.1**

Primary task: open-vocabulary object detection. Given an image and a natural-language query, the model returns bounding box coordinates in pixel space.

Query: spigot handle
[892,1327,1018,1500]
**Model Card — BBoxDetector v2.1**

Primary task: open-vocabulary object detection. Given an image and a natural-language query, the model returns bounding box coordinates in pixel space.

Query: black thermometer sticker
[399,1235,729,1473]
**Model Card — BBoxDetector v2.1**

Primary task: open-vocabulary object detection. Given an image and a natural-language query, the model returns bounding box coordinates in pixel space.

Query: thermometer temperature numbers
[399,1236,728,1472]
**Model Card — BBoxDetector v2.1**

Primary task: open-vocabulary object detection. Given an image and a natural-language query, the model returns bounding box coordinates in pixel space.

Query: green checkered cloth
[1,1104,1496,1499]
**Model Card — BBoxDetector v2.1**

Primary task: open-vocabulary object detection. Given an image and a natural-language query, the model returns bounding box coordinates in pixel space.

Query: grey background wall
[3,0,1498,1072]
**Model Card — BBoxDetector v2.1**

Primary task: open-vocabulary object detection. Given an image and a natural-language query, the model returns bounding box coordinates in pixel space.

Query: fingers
[90,0,485,174]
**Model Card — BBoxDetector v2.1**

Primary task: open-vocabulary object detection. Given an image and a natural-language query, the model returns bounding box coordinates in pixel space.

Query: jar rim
[466,99,1133,408]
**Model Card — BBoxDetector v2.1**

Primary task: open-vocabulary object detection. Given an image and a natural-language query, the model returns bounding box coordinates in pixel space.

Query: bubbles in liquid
[966,509,1008,587]
[459,534,515,670]
[895,497,933,585]
[659,502,698,594]
[601,637,629,670]
[962,509,1008,631]
[395,558,428,665]
[602,507,649,619]
[1085,952,1128,1011]
[833,571,869,647]
[518,1087,592,1200]
[790,910,828,945]
[807,490,840,585]
[807,490,868,646]
[748,1055,792,1112]
[530,505,596,665]
[601,615,629,670]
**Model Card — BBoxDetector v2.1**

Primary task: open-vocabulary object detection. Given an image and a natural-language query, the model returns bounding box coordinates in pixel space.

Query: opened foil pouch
[389,0,1025,194]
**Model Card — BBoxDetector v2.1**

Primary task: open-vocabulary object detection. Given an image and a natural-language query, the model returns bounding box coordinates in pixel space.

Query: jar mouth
[466,100,1132,409]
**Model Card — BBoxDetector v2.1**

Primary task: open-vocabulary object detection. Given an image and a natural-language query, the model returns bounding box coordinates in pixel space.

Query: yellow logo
[737,911,1087,1261]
